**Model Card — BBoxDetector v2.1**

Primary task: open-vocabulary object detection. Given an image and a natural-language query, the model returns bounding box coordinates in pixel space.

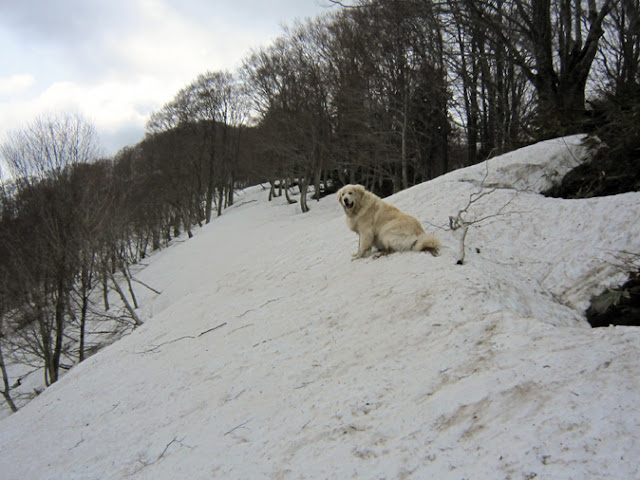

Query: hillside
[1,135,640,479]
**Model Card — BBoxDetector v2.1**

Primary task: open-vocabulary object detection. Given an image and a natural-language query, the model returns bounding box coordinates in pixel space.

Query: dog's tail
[413,233,440,256]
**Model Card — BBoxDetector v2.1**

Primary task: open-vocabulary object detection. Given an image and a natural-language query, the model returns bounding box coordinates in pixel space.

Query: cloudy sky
[0,0,334,157]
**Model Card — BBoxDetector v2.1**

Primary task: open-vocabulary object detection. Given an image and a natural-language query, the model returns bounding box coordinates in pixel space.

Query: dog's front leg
[354,231,374,259]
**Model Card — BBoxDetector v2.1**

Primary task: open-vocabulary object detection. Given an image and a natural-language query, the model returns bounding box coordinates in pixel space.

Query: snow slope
[1,135,640,479]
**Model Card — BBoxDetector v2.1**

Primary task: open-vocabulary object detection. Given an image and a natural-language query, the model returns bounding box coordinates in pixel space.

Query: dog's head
[337,184,365,215]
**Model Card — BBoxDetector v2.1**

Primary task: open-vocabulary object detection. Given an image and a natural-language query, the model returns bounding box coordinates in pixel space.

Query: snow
[2,135,640,479]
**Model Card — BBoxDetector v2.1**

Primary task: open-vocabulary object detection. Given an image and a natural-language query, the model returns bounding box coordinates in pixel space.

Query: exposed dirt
[544,133,640,327]
[543,140,640,199]
[587,277,640,328]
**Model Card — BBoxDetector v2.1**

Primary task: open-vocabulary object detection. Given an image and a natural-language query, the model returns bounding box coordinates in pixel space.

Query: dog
[337,184,440,259]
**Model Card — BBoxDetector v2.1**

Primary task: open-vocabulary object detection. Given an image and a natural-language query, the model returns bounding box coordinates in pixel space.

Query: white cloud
[110,0,261,82]
[0,78,161,154]
[0,74,35,97]
[40,78,167,127]
[34,77,182,153]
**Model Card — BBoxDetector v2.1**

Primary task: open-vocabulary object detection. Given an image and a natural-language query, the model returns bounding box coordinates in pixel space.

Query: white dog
[337,184,440,259]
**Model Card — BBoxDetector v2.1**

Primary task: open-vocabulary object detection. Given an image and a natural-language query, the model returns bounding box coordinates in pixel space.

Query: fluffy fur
[337,184,440,259]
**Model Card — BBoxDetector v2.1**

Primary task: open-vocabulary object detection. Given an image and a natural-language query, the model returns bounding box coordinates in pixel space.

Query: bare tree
[597,0,640,94]
[191,71,249,217]
[0,252,18,412]
[447,0,532,164]
[0,113,102,385]
[459,0,614,133]
[147,71,249,222]
[0,337,18,412]
[1,112,101,182]
[244,20,333,211]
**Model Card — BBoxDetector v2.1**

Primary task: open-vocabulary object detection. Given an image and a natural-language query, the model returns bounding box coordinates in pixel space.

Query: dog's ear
[336,186,344,202]
[354,184,366,199]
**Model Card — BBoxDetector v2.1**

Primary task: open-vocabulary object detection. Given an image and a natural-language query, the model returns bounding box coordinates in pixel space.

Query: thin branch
[224,418,254,436]
[126,436,192,477]
[136,322,227,354]
[236,298,280,318]
[327,0,362,8]
[227,324,254,336]
[107,269,143,327]
[198,322,227,337]
[449,161,521,264]
[131,277,162,295]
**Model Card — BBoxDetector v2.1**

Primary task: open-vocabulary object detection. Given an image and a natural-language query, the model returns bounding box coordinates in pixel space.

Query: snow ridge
[1,136,639,479]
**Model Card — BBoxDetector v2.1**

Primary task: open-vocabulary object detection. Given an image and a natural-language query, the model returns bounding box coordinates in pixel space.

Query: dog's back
[377,212,440,255]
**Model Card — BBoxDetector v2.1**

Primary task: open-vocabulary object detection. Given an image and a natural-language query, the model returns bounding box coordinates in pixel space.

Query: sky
[0,0,335,158]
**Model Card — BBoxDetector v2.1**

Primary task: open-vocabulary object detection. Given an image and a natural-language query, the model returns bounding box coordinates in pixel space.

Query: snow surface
[1,135,640,479]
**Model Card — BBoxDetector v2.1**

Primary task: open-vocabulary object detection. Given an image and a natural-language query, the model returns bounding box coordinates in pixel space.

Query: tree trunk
[268,181,276,201]
[227,174,235,207]
[0,314,18,413]
[205,127,217,224]
[102,268,110,311]
[78,292,88,362]
[122,264,139,309]
[50,274,68,385]
[107,269,143,327]
[78,262,91,363]
[37,308,53,386]
[217,187,224,216]
[0,344,18,412]
[284,179,297,204]
[299,177,310,213]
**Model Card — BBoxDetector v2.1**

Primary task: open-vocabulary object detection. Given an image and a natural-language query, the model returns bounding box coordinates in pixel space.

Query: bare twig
[294,381,315,390]
[136,322,227,354]
[227,323,255,336]
[237,298,280,318]
[68,433,85,451]
[198,322,227,337]
[107,269,143,327]
[449,162,521,265]
[327,0,362,8]
[126,436,192,477]
[131,277,162,295]
[224,418,254,436]
[157,436,190,460]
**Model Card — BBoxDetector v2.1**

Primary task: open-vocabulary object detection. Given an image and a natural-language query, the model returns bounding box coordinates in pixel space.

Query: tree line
[0,0,638,412]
